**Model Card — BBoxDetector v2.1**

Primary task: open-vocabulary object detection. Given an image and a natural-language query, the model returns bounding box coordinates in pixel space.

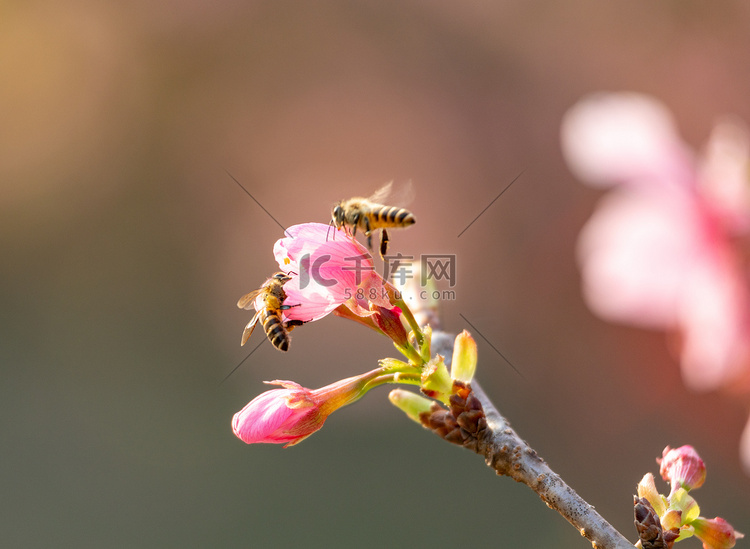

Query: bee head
[332,204,345,226]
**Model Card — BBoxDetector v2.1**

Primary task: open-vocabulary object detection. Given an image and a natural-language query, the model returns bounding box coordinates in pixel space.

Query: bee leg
[362,216,373,250]
[351,213,360,237]
[380,228,389,259]
[284,319,305,333]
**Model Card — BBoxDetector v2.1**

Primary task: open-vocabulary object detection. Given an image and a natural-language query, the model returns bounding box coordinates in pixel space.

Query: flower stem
[362,372,422,393]
[399,304,425,346]
[385,280,425,347]
[394,342,423,365]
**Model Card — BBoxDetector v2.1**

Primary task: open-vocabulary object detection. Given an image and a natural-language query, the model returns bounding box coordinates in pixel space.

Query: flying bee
[331,182,416,258]
[237,272,302,352]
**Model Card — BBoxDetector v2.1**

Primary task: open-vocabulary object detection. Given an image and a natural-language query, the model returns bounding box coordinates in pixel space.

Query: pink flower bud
[232,381,324,447]
[232,373,377,447]
[658,445,706,492]
[692,517,744,549]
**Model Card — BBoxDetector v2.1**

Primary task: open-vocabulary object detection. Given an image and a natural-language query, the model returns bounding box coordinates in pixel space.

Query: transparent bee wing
[240,310,261,346]
[367,181,393,203]
[237,289,262,310]
[368,180,415,206]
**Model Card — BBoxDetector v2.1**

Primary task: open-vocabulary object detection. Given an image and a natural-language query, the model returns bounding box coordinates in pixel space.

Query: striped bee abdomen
[372,206,415,227]
[261,309,290,352]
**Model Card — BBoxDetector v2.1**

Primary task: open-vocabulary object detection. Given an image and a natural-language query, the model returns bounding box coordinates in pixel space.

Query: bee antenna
[326,219,335,242]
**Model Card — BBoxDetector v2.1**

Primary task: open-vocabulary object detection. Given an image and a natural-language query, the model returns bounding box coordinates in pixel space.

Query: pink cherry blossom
[273,222,392,322]
[562,92,750,471]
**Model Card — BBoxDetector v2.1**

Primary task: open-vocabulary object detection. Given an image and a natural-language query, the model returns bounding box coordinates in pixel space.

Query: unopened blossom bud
[450,330,477,383]
[421,355,452,404]
[658,445,706,492]
[232,373,377,447]
[692,517,744,549]
[232,381,322,447]
[388,389,434,424]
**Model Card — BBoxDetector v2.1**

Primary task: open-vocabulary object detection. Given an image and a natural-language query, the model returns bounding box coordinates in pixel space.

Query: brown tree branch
[420,377,635,549]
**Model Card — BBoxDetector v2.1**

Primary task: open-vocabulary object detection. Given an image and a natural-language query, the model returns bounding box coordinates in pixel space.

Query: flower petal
[740,413,750,476]
[562,92,694,189]
[281,274,349,322]
[678,252,750,391]
[271,222,391,322]
[577,188,702,328]
[232,388,306,444]
[274,223,370,269]
[699,118,750,234]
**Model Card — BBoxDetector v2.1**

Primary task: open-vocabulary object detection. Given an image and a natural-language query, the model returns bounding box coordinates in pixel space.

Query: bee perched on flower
[236,272,300,351]
[236,222,407,353]
[230,220,440,446]
[268,223,429,358]
[272,222,395,321]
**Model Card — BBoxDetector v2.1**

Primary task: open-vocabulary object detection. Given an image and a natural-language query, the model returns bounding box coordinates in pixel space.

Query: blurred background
[2,1,749,547]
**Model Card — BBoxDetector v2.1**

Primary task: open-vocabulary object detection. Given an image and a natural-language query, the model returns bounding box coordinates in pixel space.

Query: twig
[419,331,635,549]
[470,381,635,549]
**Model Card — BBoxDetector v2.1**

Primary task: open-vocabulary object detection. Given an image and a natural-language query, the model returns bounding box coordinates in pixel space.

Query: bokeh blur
[2,1,749,547]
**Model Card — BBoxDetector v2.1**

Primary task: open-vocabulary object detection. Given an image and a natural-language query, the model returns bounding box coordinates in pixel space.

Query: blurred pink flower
[562,92,750,471]
[232,373,377,447]
[273,222,392,322]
